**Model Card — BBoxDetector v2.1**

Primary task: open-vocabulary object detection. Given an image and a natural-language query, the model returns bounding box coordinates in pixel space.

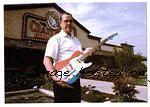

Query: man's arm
[43,56,55,73]
[43,56,73,88]
[43,56,61,82]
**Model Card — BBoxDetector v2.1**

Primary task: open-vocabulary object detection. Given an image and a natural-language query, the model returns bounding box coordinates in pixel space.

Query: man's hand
[55,78,73,89]
[49,72,73,89]
[83,48,93,56]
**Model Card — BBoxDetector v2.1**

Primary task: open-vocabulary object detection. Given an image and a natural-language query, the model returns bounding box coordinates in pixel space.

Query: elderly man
[43,12,85,103]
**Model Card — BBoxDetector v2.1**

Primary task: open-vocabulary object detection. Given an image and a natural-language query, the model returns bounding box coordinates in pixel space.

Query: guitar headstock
[93,32,118,52]
[107,33,118,40]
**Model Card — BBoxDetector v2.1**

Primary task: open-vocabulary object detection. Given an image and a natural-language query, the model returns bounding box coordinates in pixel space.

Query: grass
[134,77,147,86]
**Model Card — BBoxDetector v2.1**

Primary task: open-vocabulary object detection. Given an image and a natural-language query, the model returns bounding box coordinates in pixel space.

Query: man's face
[60,14,73,35]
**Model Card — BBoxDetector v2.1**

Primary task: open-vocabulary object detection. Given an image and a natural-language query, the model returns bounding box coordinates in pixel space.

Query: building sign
[22,13,60,42]
[46,9,60,30]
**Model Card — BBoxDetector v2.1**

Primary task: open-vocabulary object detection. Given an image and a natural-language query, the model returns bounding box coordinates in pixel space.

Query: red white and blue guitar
[55,33,118,84]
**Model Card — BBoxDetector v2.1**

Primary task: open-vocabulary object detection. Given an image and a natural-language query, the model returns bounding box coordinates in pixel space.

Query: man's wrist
[48,70,57,77]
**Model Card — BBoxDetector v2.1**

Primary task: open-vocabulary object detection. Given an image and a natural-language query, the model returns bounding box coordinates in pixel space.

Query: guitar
[54,33,118,84]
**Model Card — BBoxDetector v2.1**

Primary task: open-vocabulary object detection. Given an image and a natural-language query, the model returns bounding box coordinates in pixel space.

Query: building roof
[4,3,91,34]
[121,43,134,47]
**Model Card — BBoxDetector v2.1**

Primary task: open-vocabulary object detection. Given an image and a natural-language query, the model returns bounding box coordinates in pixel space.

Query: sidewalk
[81,78,148,101]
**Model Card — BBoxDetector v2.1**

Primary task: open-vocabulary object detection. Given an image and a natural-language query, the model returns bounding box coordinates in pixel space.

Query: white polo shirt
[44,30,82,62]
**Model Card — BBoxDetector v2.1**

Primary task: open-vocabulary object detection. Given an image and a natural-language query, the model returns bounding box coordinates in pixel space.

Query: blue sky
[57,2,147,57]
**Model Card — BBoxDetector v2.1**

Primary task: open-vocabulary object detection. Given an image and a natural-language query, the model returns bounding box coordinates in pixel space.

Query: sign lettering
[22,13,60,42]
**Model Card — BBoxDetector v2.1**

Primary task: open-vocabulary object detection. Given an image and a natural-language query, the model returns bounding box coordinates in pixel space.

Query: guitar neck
[79,33,118,61]
[79,38,108,61]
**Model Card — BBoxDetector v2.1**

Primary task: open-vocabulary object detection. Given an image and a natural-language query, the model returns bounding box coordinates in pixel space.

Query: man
[43,12,85,103]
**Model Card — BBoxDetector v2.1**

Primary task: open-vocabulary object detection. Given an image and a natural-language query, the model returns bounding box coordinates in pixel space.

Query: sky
[57,2,147,57]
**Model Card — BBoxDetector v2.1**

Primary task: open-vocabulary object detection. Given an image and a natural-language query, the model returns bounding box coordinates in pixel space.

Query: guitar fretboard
[79,33,118,61]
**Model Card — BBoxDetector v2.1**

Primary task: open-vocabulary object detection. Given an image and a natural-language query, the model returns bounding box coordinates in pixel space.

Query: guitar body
[55,51,82,70]
[55,51,92,84]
